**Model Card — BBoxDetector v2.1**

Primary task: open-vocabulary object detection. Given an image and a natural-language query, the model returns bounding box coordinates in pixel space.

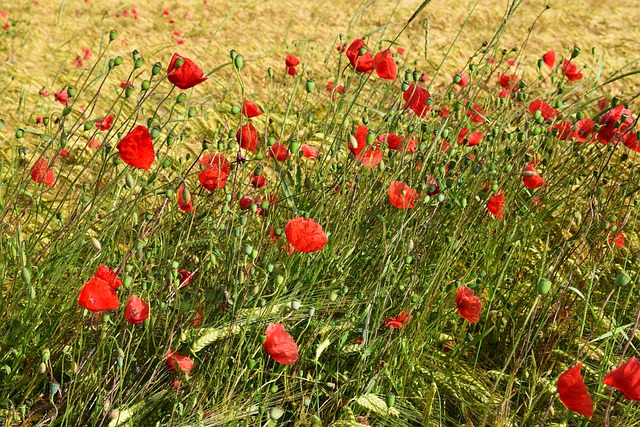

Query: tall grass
[1,0,640,426]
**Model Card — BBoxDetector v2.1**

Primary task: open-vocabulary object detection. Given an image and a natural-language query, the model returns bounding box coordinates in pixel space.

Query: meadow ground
[1,0,640,426]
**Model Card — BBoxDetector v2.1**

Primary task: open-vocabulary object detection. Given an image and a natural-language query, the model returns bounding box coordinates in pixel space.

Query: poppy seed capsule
[537,278,552,295]
[174,57,184,68]
[109,30,118,41]
[616,272,631,287]
[90,237,102,252]
[141,80,150,91]
[305,80,315,93]
[233,55,244,70]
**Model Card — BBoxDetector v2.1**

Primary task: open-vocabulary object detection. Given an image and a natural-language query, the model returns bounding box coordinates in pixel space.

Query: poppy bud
[230,105,241,114]
[453,74,462,84]
[151,127,161,138]
[134,59,144,69]
[305,79,315,93]
[615,272,631,287]
[270,407,285,420]
[537,278,552,294]
[15,128,24,139]
[90,237,102,252]
[412,70,421,82]
[188,107,197,118]
[404,70,412,81]
[148,62,162,76]
[141,80,150,91]
[109,29,118,42]
[233,55,244,70]
[268,67,274,78]
[385,395,396,408]
[276,275,284,285]
[21,267,31,284]
[114,56,123,66]
[38,362,47,374]
[176,93,186,104]
[290,141,300,152]
[174,57,184,68]
[366,132,375,145]
[401,81,410,92]
[537,59,544,68]
[571,46,581,59]
[124,85,134,98]
[576,111,585,120]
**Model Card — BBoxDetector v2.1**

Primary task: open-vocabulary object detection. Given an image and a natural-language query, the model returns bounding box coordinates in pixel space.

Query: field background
[2,0,640,426]
[1,0,639,129]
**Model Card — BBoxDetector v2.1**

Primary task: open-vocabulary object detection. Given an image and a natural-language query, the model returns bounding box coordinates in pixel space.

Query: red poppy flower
[603,356,640,400]
[454,71,469,87]
[164,350,195,374]
[572,118,595,142]
[357,144,383,168]
[562,59,583,82]
[166,53,207,90]
[522,162,544,189]
[238,194,254,210]
[467,132,483,147]
[95,115,114,131]
[403,84,430,117]
[499,73,518,90]
[242,99,262,118]
[124,294,150,325]
[598,104,633,143]
[285,54,299,67]
[388,181,419,209]
[71,55,83,68]
[457,127,470,144]
[251,173,268,188]
[177,185,194,212]
[59,149,69,158]
[120,80,133,89]
[346,39,374,73]
[284,217,328,253]
[116,125,155,170]
[268,142,290,161]
[385,310,412,328]
[301,144,319,159]
[30,159,56,186]
[597,97,608,111]
[348,124,368,157]
[191,308,203,327]
[94,264,123,289]
[78,277,119,312]
[397,47,406,55]
[528,99,558,121]
[487,191,505,219]
[263,322,299,365]
[551,121,573,140]
[82,46,92,61]
[542,50,555,68]
[236,122,258,152]
[383,133,416,152]
[466,104,486,123]
[557,363,594,418]
[624,131,640,152]
[456,286,482,323]
[198,153,230,191]
[178,269,195,289]
[373,49,397,80]
[285,55,300,76]
[55,89,69,105]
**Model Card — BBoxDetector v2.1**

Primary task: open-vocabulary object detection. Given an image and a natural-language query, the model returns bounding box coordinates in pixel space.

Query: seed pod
[615,272,631,287]
[233,55,244,70]
[537,278,552,295]
[109,29,118,41]
[21,267,31,284]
